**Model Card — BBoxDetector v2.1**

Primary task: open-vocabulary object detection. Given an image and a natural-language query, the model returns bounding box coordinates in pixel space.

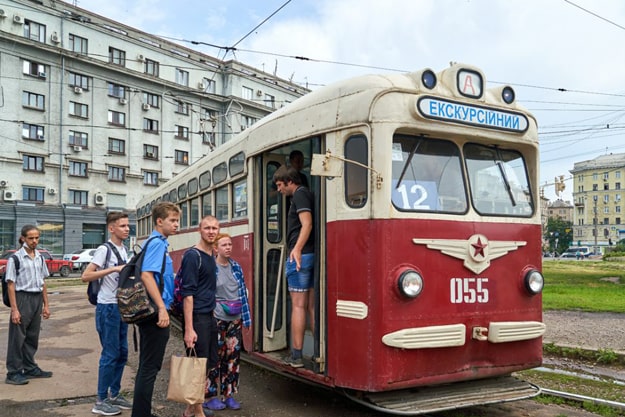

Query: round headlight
[524,269,544,294]
[422,70,437,89]
[502,86,515,104]
[398,270,423,298]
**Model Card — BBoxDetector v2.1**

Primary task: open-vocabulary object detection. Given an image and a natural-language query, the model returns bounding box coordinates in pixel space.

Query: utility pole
[593,195,598,254]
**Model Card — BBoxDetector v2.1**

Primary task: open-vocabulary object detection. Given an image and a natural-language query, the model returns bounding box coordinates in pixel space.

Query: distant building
[570,153,625,253]
[0,0,307,254]
[547,199,573,223]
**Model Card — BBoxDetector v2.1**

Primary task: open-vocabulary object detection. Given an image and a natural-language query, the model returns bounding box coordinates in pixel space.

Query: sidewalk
[0,284,135,416]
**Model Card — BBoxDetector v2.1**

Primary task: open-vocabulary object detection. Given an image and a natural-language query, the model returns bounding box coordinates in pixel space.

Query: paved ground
[0,282,617,417]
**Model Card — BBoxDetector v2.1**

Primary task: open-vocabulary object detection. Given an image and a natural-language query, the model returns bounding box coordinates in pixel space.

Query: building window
[604,183,609,191]
[616,194,621,202]
[617,217,621,224]
[604,207,610,214]
[69,101,88,118]
[201,78,216,94]
[143,144,159,159]
[143,171,159,186]
[24,20,46,42]
[108,138,125,154]
[617,171,622,179]
[175,125,189,139]
[143,118,159,133]
[616,183,621,190]
[175,68,189,86]
[202,131,215,145]
[592,173,598,181]
[107,82,126,98]
[68,72,90,90]
[23,155,44,172]
[592,184,598,191]
[241,86,253,100]
[69,34,88,54]
[22,60,46,78]
[264,93,276,108]
[604,172,609,180]
[109,47,126,66]
[617,206,621,213]
[69,161,88,177]
[241,115,257,131]
[143,92,160,107]
[22,123,44,141]
[22,91,45,110]
[175,100,190,115]
[201,108,216,120]
[69,131,88,148]
[108,166,126,182]
[108,110,126,126]
[69,190,88,205]
[23,187,44,202]
[604,195,610,203]
[175,150,189,165]
[144,59,159,77]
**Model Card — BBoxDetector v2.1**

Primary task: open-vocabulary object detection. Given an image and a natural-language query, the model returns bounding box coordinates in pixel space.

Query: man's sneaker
[283,354,304,368]
[92,399,121,416]
[5,373,29,385]
[109,395,132,409]
[23,367,53,378]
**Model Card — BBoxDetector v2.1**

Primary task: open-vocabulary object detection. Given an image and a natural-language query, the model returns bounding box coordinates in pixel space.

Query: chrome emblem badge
[412,234,526,274]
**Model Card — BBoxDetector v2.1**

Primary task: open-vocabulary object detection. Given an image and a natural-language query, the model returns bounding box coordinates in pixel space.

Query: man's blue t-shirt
[141,231,174,309]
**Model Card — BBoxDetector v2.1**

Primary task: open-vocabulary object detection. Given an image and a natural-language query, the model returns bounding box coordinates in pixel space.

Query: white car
[63,248,96,271]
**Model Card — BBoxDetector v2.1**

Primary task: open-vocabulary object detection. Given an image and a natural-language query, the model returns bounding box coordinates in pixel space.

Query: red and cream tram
[136,63,545,414]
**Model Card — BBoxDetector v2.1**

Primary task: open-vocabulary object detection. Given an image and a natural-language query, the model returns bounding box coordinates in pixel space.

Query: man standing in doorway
[273,165,314,368]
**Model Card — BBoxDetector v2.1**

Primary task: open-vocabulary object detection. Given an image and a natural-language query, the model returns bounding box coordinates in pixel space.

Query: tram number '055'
[450,278,489,304]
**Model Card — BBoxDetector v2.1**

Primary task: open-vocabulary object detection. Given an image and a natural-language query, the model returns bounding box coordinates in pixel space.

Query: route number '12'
[450,278,489,304]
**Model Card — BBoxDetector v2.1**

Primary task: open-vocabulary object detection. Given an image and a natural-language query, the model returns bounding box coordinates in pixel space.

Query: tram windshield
[465,143,533,216]
[391,135,533,216]
[391,135,467,213]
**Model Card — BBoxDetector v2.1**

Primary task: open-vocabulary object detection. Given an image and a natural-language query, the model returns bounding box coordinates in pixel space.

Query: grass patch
[543,260,625,312]
[543,343,623,365]
[47,278,83,289]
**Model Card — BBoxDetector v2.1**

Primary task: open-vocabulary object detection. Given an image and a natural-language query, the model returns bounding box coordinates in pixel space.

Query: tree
[544,217,573,255]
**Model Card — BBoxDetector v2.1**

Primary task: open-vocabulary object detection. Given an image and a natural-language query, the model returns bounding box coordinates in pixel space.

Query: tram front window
[465,143,533,216]
[391,135,466,213]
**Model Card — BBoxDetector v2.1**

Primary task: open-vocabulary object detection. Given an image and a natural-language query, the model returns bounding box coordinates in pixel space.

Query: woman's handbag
[166,349,207,404]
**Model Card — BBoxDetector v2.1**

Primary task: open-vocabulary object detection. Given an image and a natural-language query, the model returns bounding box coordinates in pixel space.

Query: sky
[70,0,625,203]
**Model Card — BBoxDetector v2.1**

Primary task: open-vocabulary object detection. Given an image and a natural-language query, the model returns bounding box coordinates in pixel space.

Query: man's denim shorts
[286,253,314,292]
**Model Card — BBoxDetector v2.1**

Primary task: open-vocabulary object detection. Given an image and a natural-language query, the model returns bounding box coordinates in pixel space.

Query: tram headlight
[398,270,423,298]
[524,269,544,295]
[421,69,437,89]
[501,86,515,104]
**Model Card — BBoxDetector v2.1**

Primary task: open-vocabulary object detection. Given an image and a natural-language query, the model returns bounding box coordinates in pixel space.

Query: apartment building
[0,0,307,254]
[570,153,625,253]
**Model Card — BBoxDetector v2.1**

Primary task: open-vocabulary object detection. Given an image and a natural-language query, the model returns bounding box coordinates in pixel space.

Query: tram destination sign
[417,96,529,133]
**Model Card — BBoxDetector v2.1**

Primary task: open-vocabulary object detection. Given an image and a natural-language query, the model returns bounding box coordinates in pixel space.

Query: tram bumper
[345,375,540,415]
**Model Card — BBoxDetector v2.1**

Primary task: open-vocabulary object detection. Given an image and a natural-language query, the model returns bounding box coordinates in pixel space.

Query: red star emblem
[471,237,487,257]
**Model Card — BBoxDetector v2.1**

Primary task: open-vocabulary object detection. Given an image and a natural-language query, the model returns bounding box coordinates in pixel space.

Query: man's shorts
[286,253,314,292]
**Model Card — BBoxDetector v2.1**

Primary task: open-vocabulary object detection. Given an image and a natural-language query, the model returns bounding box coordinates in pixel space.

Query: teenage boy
[273,165,315,368]
[5,225,52,385]
[179,215,220,417]
[131,202,180,417]
[82,212,131,415]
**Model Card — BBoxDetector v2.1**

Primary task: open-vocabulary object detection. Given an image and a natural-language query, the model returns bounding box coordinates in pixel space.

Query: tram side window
[391,135,466,213]
[344,135,368,208]
[190,197,199,227]
[232,178,247,219]
[216,187,228,221]
[202,192,213,216]
[465,143,533,216]
[180,201,189,229]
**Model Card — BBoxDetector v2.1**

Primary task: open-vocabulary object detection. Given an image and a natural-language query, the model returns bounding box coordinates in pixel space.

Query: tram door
[260,154,289,352]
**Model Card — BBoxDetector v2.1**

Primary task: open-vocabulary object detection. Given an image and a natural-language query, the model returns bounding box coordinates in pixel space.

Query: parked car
[559,246,591,259]
[63,248,96,271]
[0,250,73,278]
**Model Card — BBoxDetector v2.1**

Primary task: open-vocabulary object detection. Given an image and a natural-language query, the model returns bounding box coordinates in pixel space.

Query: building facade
[0,0,307,254]
[570,153,625,253]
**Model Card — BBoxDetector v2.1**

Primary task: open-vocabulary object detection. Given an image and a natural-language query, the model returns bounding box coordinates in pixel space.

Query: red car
[0,250,73,278]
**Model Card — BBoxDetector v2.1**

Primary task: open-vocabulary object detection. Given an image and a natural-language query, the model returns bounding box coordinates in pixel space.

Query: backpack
[170,247,202,323]
[2,254,45,307]
[116,237,166,324]
[86,243,126,306]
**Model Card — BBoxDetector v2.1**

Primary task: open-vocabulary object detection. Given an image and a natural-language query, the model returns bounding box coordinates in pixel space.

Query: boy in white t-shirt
[81,212,130,416]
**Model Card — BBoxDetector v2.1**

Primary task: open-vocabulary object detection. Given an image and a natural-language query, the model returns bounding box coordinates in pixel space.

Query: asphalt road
[0,283,607,417]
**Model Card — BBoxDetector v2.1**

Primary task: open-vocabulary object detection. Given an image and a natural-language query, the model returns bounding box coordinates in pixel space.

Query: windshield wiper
[396,137,422,188]
[494,148,516,207]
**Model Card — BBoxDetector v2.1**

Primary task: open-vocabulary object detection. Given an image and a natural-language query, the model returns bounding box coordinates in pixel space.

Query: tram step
[348,376,540,415]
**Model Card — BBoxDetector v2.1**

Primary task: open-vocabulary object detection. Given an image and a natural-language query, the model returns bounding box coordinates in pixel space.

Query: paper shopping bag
[166,349,207,404]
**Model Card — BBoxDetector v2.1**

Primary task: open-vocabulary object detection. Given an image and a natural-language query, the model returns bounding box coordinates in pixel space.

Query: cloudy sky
[72,0,625,202]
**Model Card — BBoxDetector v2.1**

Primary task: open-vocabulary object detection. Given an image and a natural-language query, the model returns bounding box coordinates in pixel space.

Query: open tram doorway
[256,137,324,372]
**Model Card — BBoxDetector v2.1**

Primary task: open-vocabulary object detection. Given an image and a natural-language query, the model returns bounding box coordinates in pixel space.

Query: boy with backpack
[81,212,130,415]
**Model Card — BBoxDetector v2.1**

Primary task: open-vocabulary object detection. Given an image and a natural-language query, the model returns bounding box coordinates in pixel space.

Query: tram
[136,63,545,414]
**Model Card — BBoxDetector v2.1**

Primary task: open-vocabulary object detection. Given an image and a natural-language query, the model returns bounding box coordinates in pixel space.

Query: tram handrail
[269,244,285,338]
